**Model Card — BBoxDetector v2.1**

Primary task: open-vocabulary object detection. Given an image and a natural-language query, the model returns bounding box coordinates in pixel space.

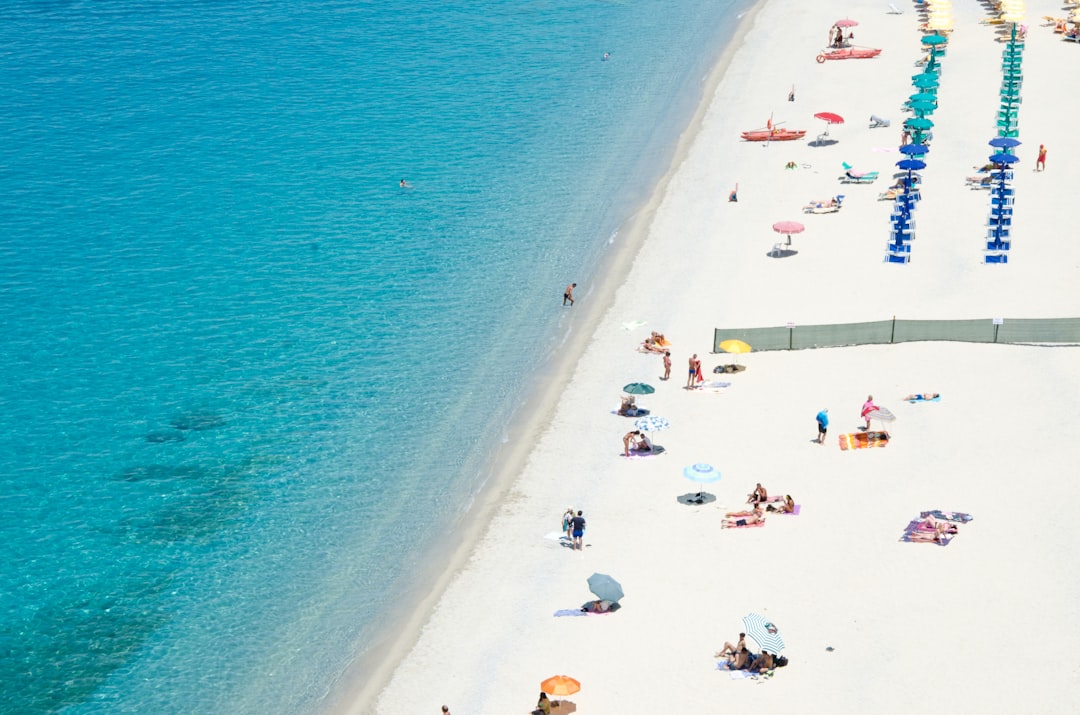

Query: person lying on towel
[723,505,765,528]
[903,392,939,401]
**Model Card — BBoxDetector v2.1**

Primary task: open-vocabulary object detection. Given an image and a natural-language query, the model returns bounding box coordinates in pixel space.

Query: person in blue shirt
[815,409,829,444]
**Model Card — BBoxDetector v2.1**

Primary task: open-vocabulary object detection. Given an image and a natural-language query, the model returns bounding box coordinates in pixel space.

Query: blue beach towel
[906,394,941,403]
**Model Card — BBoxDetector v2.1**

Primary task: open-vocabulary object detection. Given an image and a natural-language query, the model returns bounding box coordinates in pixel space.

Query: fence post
[789,327,793,350]
[891,315,896,344]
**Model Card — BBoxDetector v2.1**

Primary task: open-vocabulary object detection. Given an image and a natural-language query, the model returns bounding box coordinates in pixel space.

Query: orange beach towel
[838,431,890,450]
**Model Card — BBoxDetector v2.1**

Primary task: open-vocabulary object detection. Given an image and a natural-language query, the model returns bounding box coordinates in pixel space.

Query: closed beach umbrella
[899,143,929,155]
[633,415,669,432]
[742,613,786,654]
[541,675,581,697]
[587,573,624,603]
[622,382,655,395]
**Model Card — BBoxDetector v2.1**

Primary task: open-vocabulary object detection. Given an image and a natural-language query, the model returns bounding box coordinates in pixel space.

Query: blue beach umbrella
[989,137,1021,148]
[897,159,926,171]
[634,415,670,432]
[622,382,655,395]
[587,573,624,603]
[990,153,1019,165]
[909,101,936,116]
[682,463,722,484]
[899,144,929,155]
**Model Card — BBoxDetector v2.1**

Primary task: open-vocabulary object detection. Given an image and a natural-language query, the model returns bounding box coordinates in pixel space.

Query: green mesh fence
[714,317,1080,353]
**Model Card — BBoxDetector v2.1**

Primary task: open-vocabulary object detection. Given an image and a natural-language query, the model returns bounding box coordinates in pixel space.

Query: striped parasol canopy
[742,612,786,653]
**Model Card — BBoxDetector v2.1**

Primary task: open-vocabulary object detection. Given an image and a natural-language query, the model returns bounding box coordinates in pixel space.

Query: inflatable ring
[816,54,826,64]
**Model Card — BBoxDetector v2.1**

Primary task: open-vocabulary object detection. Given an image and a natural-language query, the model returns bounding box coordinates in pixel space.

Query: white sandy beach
[356,0,1080,712]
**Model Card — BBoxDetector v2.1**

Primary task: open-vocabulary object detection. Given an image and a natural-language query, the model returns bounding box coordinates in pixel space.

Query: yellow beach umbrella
[719,339,752,369]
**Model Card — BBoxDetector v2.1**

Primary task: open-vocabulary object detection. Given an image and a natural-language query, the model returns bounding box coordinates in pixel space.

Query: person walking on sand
[861,395,878,431]
[1036,144,1047,172]
[563,507,575,540]
[570,510,586,551]
[563,283,576,306]
[662,351,672,381]
[815,408,829,444]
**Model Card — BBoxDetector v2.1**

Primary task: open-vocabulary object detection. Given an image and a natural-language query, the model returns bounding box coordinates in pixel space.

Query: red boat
[816,47,882,63]
[741,128,807,142]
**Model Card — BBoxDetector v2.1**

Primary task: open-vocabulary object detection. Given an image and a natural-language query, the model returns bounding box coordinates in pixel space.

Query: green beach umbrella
[909,101,936,115]
[913,74,939,89]
[909,92,937,104]
[921,34,948,46]
[905,117,933,130]
[912,70,939,81]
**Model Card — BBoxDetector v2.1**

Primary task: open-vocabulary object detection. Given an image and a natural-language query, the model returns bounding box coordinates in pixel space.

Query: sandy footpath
[363,0,1080,712]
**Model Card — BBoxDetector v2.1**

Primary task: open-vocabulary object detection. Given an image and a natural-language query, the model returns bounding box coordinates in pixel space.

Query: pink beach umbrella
[772,220,805,246]
[834,18,858,28]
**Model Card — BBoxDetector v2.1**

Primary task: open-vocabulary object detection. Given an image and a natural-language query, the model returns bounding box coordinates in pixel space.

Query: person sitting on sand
[768,495,796,514]
[903,392,939,401]
[582,599,613,613]
[723,506,765,528]
[533,692,552,715]
[749,651,776,673]
[716,633,747,659]
[728,646,752,670]
[747,482,768,505]
[618,395,642,416]
[623,430,650,457]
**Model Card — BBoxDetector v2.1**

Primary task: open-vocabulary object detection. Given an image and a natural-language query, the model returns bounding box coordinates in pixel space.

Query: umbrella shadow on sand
[809,137,839,147]
[677,492,717,506]
[766,248,798,258]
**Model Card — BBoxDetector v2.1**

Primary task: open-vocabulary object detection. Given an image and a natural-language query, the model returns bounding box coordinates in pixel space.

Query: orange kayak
[741,129,807,141]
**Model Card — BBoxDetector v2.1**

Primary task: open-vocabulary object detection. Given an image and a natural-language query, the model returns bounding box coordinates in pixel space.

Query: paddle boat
[816,47,882,63]
[740,127,807,142]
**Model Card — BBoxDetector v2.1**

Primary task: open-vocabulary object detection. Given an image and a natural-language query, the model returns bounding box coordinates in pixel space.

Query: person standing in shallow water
[563,283,576,306]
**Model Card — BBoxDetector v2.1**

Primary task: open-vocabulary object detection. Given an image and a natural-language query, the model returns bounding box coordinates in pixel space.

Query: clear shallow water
[0,0,746,711]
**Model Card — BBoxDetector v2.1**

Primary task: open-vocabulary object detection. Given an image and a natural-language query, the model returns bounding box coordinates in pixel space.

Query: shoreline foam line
[325,2,767,713]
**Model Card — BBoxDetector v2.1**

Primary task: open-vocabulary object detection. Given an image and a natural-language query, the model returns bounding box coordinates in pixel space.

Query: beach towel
[622,445,666,458]
[838,431,889,450]
[776,504,802,516]
[695,381,732,392]
[920,510,973,523]
[899,529,953,546]
[906,394,941,403]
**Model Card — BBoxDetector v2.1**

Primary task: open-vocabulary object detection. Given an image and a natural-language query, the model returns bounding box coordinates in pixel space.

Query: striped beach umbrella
[742,613,786,654]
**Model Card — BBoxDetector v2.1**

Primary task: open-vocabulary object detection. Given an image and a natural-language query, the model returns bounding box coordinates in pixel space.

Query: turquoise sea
[0,0,747,711]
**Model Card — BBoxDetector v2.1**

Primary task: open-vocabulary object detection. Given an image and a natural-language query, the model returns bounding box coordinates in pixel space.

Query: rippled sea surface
[0,0,745,711]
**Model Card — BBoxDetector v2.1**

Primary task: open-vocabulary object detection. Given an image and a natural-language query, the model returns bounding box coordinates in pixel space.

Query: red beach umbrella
[814,112,845,125]
[772,221,805,246]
